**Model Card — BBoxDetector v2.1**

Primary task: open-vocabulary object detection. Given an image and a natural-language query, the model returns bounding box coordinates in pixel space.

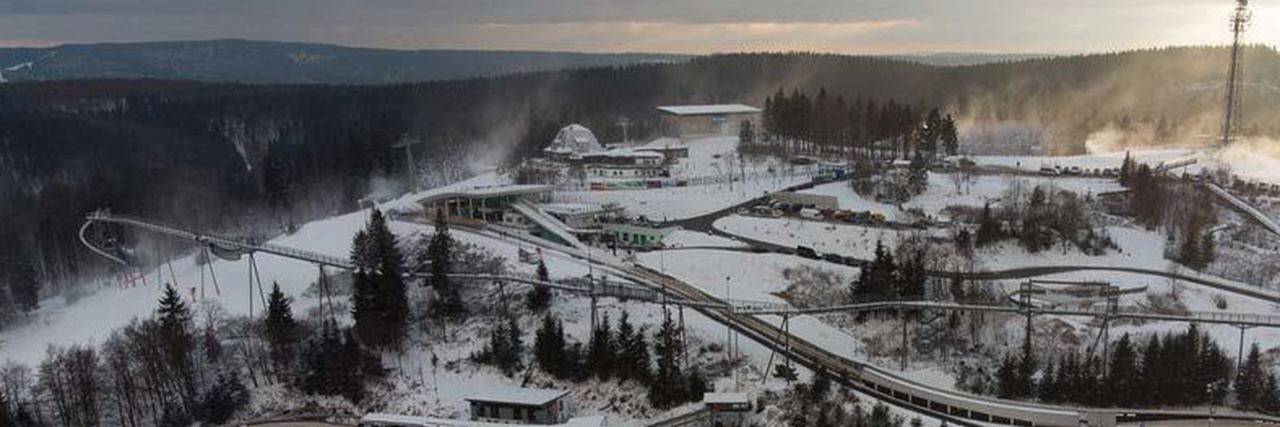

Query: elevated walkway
[510,201,587,249]
[1204,182,1280,236]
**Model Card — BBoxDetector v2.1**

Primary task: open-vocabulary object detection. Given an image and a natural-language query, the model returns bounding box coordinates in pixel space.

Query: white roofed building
[544,124,602,162]
[657,104,761,139]
[465,388,570,425]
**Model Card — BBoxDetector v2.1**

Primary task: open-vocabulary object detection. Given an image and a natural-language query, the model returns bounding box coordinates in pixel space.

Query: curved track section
[80,212,1280,427]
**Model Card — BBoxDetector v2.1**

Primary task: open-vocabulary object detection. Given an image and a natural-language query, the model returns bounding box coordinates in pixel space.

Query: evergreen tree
[869,403,894,427]
[1020,186,1050,253]
[1238,343,1266,410]
[3,252,39,314]
[200,372,249,425]
[1058,353,1080,404]
[739,119,755,145]
[773,364,799,383]
[941,114,959,156]
[264,282,299,375]
[1107,333,1140,408]
[298,323,380,403]
[976,202,1001,247]
[534,314,565,376]
[1262,374,1280,415]
[851,240,898,301]
[1119,151,1132,187]
[613,311,650,383]
[907,150,928,195]
[1038,359,1058,402]
[897,250,926,300]
[650,310,686,408]
[1139,334,1165,407]
[479,317,524,377]
[1200,232,1216,267]
[586,313,615,381]
[527,260,552,312]
[996,353,1020,399]
[156,284,198,411]
[349,208,409,349]
[1077,355,1102,406]
[427,208,466,319]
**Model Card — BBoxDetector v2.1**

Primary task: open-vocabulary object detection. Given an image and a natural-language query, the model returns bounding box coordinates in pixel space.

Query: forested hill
[0,39,689,84]
[1,47,1279,295]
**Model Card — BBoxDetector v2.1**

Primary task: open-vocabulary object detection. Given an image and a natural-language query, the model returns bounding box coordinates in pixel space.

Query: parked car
[823,253,844,264]
[750,246,770,254]
[775,247,796,255]
[796,245,820,259]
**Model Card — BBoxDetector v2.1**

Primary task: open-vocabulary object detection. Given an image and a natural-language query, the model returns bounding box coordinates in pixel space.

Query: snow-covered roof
[656,104,761,116]
[359,414,608,427]
[544,124,602,155]
[464,388,569,406]
[575,148,663,160]
[410,184,553,207]
[703,392,750,405]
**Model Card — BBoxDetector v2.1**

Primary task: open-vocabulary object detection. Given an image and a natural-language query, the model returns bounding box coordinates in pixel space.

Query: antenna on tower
[1220,0,1251,147]
[392,133,423,192]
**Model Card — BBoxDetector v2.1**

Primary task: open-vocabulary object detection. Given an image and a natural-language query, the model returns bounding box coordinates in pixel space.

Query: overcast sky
[2,0,1277,54]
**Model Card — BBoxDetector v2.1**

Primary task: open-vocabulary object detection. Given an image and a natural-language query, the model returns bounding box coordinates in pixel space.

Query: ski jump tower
[1220,0,1251,147]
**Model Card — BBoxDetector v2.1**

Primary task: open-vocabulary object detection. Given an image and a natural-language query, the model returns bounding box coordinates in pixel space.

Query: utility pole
[393,133,423,192]
[1220,0,1251,147]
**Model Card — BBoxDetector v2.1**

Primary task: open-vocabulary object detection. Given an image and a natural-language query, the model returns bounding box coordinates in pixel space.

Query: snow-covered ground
[554,176,805,221]
[554,136,818,221]
[965,148,1201,172]
[799,172,1124,222]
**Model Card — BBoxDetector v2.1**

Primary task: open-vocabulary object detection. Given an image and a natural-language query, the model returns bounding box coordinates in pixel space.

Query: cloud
[457,20,923,54]
[0,0,1274,54]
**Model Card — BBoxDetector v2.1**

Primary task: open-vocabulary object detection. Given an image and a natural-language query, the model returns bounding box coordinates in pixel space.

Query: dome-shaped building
[543,124,602,162]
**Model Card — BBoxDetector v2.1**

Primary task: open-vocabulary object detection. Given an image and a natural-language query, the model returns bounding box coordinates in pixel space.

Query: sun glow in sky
[0,0,1276,54]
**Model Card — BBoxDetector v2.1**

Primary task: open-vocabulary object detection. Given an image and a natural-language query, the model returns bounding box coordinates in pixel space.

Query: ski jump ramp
[1204,183,1280,236]
[511,201,587,249]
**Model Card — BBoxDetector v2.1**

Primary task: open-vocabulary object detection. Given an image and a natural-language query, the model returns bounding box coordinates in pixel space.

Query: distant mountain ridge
[0,39,1059,84]
[0,39,691,84]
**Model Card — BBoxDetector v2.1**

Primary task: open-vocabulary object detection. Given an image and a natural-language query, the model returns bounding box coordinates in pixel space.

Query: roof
[464,388,569,406]
[538,203,623,216]
[703,392,750,405]
[413,184,553,206]
[576,148,664,159]
[359,414,611,427]
[656,104,761,116]
[544,124,602,155]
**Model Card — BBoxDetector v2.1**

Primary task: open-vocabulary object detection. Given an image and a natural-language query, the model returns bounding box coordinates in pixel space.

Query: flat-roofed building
[414,184,554,226]
[657,104,761,139]
[703,392,752,427]
[465,388,570,425]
